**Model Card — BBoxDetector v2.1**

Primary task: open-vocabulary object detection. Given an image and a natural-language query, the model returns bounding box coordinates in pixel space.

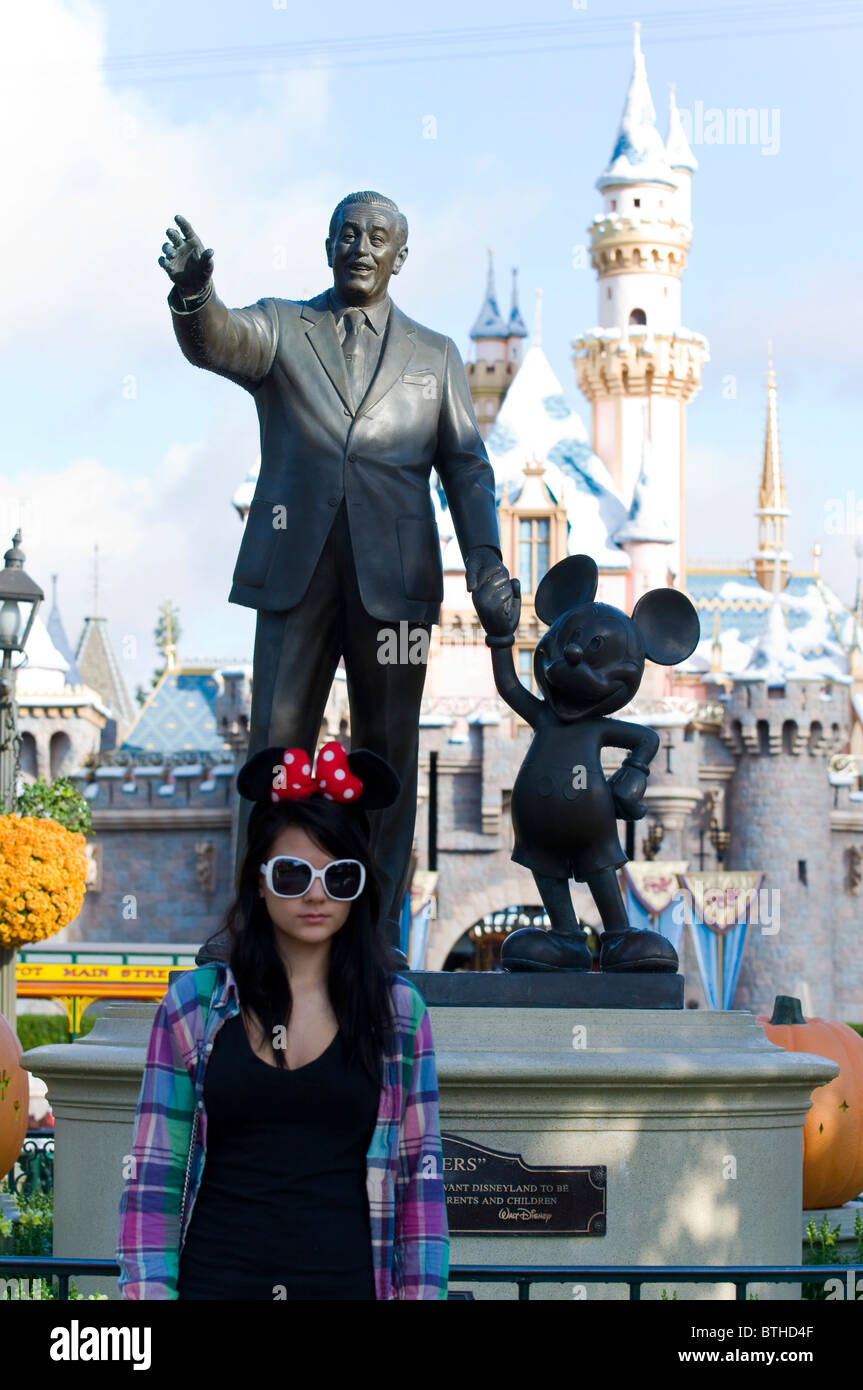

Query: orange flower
[0,815,87,948]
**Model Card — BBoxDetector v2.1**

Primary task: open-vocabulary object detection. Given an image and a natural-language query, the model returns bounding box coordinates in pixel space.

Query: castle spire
[507,268,529,339]
[710,610,722,674]
[46,571,82,687]
[597,21,676,192]
[754,344,791,591]
[469,249,507,340]
[665,82,697,173]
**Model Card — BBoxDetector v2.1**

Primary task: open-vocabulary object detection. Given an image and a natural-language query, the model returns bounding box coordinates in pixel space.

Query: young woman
[116,741,449,1300]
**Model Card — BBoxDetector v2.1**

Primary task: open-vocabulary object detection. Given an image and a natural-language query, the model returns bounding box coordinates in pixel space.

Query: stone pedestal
[20,993,837,1302]
[430,1003,837,1300]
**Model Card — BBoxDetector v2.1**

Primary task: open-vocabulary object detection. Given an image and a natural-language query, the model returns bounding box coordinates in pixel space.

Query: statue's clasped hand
[466,547,521,646]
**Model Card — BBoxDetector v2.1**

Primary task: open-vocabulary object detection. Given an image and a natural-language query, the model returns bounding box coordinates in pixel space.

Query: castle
[16,28,863,1016]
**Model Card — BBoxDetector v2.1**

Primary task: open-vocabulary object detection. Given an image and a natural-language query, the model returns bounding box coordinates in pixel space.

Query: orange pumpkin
[0,1013,28,1182]
[759,995,863,1210]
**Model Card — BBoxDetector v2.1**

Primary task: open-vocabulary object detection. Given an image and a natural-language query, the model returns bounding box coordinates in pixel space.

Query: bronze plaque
[441,1134,606,1235]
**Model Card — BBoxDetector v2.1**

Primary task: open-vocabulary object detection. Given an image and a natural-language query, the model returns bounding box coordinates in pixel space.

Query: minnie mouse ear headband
[237,740,401,812]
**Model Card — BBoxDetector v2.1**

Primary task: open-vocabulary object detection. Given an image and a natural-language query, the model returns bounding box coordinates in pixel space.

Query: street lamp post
[0,531,44,1026]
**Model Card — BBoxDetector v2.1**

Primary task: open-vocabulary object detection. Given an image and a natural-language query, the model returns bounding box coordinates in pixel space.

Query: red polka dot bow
[270,741,364,804]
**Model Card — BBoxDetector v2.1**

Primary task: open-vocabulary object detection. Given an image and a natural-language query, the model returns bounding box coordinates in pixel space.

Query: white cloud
[0,0,336,354]
[6,431,258,690]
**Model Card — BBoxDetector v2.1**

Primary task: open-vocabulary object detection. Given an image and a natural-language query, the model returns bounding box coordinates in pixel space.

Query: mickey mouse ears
[237,744,401,811]
[535,555,598,626]
[533,553,701,666]
[631,588,702,666]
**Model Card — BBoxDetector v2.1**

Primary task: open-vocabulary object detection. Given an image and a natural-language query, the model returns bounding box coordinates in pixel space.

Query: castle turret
[466,252,525,438]
[665,82,697,225]
[573,22,708,585]
[718,657,846,1016]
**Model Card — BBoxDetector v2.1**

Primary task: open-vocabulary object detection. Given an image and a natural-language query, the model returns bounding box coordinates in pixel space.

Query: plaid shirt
[116,963,449,1300]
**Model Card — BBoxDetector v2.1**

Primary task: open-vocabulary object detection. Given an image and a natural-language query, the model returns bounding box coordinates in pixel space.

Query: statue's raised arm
[158,213,278,390]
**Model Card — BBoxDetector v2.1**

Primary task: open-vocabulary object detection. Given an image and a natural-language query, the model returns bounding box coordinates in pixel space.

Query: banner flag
[678,872,765,1009]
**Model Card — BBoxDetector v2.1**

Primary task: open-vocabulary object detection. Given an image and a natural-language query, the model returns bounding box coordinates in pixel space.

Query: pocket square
[401,371,438,397]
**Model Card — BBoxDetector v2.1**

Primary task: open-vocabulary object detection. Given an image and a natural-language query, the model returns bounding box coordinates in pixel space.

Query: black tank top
[177,1011,381,1300]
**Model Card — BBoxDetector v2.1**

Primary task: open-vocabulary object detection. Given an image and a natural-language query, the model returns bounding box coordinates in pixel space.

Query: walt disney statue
[158,194,518,957]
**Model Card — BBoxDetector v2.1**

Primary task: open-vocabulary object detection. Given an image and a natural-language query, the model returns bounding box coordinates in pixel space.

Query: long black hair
[202,797,396,1082]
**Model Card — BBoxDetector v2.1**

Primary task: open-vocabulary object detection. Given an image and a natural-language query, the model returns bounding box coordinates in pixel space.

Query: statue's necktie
[341,307,367,412]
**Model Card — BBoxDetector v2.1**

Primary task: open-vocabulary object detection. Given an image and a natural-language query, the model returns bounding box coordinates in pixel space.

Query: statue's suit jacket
[169,285,501,623]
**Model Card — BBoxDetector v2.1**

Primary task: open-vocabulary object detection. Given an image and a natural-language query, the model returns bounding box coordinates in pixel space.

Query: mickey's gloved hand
[608,766,649,820]
[466,547,521,645]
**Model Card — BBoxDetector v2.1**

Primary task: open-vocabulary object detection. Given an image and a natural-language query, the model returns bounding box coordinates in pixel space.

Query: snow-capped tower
[573,22,708,587]
[466,251,525,437]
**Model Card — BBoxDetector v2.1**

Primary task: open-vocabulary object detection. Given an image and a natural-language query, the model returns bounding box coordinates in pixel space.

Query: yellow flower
[0,815,87,947]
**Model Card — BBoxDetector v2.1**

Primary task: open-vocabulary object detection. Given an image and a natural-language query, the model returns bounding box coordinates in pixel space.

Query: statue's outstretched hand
[159,214,214,297]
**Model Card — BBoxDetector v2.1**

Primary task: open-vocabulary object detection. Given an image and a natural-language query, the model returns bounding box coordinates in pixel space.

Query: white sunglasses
[260,855,367,901]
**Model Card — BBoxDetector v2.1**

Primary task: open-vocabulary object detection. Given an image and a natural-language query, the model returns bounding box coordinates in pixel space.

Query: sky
[3,0,862,700]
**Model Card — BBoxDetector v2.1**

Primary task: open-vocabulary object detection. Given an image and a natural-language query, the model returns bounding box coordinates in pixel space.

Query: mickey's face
[535,602,645,720]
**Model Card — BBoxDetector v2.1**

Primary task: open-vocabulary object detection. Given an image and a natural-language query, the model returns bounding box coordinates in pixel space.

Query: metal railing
[0,1258,859,1300]
[7,1130,54,1199]
[0,1259,120,1301]
[448,1263,863,1300]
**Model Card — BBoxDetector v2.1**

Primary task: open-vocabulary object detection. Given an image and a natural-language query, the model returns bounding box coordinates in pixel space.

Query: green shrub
[0,1186,52,1256]
[16,1014,69,1052]
[16,1011,95,1052]
[9,777,92,835]
[802,1213,863,1300]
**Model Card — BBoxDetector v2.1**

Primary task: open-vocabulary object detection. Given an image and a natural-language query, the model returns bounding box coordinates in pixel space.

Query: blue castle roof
[685,569,858,683]
[687,572,821,647]
[470,251,508,339]
[121,669,234,755]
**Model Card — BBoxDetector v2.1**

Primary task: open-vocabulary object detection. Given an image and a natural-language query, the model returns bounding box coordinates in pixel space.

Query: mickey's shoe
[501,928,593,972]
[599,929,678,973]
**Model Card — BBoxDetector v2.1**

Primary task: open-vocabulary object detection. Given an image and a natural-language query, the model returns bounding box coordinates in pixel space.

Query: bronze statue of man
[159,192,517,957]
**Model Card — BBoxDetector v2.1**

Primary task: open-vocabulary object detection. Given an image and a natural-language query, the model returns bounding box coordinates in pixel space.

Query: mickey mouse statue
[482,554,701,973]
